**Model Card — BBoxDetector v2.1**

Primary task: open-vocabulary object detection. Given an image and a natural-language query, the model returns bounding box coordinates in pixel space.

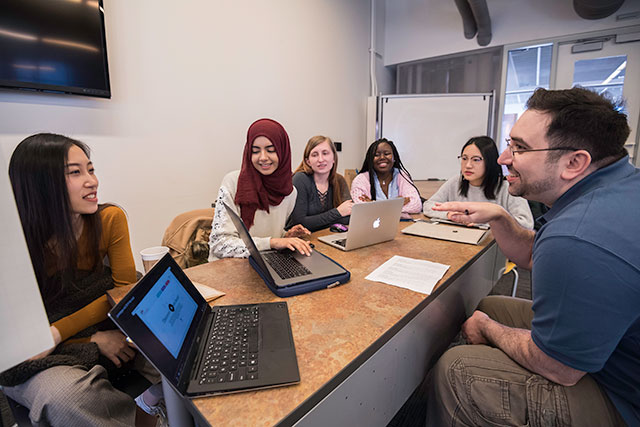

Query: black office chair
[528,200,549,231]
[1,368,151,427]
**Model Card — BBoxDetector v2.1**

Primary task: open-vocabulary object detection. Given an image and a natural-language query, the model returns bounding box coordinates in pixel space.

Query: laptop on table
[318,198,404,251]
[223,203,350,297]
[424,216,489,230]
[401,221,487,245]
[108,253,300,397]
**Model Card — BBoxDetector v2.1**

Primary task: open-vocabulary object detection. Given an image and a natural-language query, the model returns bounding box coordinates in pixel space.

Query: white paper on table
[365,255,450,294]
[192,281,225,302]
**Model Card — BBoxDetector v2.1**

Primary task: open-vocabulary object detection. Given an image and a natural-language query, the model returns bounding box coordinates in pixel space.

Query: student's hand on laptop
[433,201,504,226]
[271,237,313,256]
[285,224,311,238]
[358,195,372,203]
[91,330,137,368]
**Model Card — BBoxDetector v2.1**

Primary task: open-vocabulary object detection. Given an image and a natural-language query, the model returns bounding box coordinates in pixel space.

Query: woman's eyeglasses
[458,155,483,164]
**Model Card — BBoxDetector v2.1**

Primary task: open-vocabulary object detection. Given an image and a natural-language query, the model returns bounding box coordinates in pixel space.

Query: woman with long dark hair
[350,138,422,215]
[209,118,312,260]
[286,135,353,231]
[424,136,533,228]
[1,133,162,426]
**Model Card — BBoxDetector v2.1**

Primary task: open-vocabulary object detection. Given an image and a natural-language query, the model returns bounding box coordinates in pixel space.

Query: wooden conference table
[110,221,503,426]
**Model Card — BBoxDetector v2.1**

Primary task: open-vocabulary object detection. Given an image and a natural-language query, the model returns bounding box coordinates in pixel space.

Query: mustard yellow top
[52,205,136,342]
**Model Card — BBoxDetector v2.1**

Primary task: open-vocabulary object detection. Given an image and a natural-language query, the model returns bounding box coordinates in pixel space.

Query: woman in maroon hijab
[208,118,311,260]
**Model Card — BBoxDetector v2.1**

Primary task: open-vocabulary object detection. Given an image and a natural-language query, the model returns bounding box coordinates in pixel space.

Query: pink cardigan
[350,170,422,214]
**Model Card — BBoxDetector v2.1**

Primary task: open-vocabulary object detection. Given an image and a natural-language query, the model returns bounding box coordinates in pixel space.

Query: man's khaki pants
[426,296,625,426]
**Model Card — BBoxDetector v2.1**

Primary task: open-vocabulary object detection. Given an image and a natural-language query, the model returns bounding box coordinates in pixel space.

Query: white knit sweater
[208,170,297,260]
[423,174,534,229]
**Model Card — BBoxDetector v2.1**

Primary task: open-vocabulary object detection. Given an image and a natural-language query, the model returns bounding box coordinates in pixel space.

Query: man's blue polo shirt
[531,156,640,426]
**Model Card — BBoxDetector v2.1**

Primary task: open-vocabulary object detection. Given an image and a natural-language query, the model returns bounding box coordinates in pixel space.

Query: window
[573,55,627,113]
[396,48,502,94]
[501,44,552,149]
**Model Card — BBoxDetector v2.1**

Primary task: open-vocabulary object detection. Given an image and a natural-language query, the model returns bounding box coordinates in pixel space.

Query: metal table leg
[161,376,194,427]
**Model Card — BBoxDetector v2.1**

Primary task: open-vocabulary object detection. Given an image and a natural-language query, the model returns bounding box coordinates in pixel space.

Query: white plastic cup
[140,246,170,273]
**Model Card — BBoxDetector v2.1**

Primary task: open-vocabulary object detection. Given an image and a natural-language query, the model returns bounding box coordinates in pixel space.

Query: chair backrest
[162,208,214,268]
[344,169,357,190]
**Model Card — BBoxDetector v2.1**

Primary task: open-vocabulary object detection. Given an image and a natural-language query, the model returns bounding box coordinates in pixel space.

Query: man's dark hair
[526,87,630,165]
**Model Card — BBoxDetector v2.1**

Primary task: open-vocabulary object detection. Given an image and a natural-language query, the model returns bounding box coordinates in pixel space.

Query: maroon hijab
[235,118,293,229]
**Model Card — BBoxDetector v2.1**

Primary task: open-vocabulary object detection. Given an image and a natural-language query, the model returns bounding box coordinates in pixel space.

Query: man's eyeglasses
[458,155,483,164]
[504,138,581,156]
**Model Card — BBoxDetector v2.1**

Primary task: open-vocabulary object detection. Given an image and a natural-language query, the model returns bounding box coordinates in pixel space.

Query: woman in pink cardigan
[350,138,422,216]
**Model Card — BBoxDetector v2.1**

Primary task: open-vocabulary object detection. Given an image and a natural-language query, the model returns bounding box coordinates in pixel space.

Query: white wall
[0,1,371,271]
[385,0,640,65]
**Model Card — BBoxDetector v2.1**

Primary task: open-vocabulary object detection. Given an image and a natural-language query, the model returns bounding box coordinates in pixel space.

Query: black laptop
[223,202,350,297]
[108,253,300,397]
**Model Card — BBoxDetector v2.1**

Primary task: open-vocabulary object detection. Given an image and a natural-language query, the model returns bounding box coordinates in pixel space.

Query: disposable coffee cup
[140,246,170,273]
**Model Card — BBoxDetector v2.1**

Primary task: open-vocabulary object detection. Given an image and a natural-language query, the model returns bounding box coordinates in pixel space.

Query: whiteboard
[380,94,493,180]
[0,150,53,372]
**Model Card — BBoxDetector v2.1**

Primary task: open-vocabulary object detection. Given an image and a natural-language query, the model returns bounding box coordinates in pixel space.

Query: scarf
[235,118,293,229]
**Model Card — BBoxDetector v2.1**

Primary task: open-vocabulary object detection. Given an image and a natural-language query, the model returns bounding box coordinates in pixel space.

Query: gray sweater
[423,174,534,229]
[286,172,351,231]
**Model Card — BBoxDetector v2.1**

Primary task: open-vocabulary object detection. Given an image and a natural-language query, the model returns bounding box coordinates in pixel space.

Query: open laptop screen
[109,254,209,385]
[131,268,198,358]
[223,202,272,276]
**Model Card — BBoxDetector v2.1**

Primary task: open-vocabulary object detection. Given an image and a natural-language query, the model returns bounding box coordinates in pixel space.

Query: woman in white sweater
[423,136,534,229]
[208,118,311,260]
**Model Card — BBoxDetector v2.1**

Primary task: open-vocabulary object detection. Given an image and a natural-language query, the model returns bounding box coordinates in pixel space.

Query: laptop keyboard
[198,306,260,384]
[333,239,347,247]
[262,252,311,279]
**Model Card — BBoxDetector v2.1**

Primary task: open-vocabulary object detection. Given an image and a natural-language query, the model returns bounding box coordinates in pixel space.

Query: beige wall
[0,1,371,271]
[384,0,640,65]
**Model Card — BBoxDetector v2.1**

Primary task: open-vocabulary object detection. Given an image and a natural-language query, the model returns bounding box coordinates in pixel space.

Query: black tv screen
[0,0,111,98]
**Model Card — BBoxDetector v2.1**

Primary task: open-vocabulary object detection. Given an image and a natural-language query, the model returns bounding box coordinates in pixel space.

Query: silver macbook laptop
[401,221,487,245]
[224,203,347,288]
[318,198,404,251]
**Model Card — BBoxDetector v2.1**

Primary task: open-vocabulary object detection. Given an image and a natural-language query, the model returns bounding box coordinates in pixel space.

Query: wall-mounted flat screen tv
[0,0,111,98]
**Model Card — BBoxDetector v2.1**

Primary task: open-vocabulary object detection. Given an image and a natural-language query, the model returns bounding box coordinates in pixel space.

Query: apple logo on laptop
[372,217,381,229]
